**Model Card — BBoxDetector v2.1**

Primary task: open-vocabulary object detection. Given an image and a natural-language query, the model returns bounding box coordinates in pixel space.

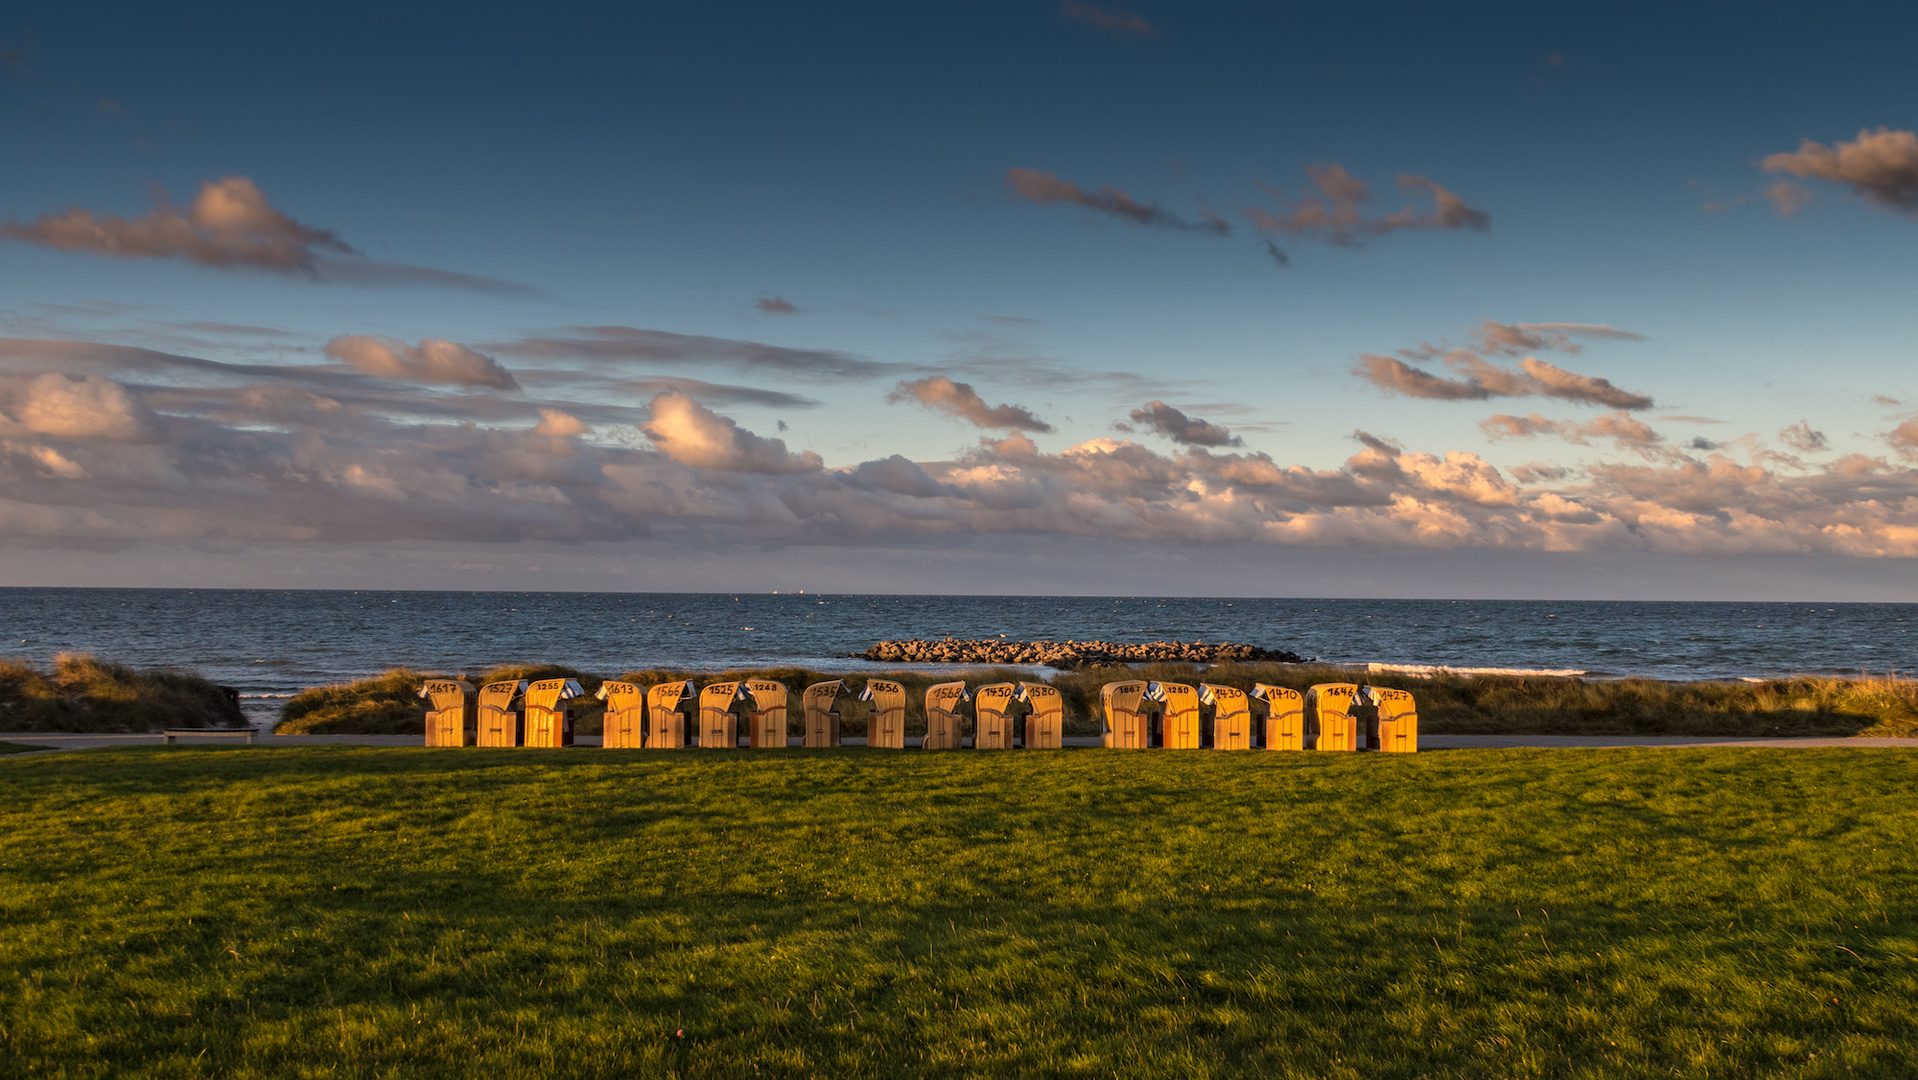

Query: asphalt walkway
[5,732,1914,757]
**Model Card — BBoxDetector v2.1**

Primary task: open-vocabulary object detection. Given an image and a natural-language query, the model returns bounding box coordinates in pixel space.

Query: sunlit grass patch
[2,746,1914,1078]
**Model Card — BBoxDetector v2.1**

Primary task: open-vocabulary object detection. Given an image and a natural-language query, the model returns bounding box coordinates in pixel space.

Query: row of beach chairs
[419,677,1417,752]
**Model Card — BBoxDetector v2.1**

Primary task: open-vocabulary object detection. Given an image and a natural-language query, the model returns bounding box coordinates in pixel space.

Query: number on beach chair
[744,680,790,748]
[1368,687,1418,753]
[419,679,476,747]
[1017,682,1063,749]
[596,681,645,749]
[922,682,970,749]
[1147,682,1202,749]
[1199,683,1252,750]
[699,682,748,748]
[645,680,695,748]
[1252,685,1305,751]
[802,680,846,747]
[1307,683,1359,752]
[973,683,1018,749]
[477,680,526,747]
[1101,681,1150,749]
[523,678,582,748]
[859,680,907,749]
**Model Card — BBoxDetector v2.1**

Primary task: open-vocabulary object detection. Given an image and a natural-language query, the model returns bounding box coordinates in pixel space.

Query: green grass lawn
[0,741,39,754]
[3,747,1915,1078]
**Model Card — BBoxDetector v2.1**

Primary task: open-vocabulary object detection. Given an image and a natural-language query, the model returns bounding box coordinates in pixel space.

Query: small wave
[1367,663,1589,679]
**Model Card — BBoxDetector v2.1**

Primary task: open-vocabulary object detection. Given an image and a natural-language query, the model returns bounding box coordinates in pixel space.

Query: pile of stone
[859,638,1306,669]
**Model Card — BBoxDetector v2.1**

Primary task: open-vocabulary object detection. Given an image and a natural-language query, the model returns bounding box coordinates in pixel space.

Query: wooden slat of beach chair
[699,683,743,749]
[646,681,694,749]
[1101,681,1148,749]
[596,681,645,749]
[862,680,907,749]
[1017,682,1063,749]
[1200,684,1252,750]
[973,683,1017,749]
[1375,688,1418,753]
[1307,683,1359,752]
[1254,685,1305,751]
[923,682,969,750]
[802,681,844,747]
[476,680,526,747]
[1156,683,1202,749]
[745,680,790,748]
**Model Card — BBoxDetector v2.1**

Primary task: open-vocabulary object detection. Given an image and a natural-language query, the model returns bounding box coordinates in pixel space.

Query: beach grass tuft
[0,653,244,733]
[1,745,1914,1077]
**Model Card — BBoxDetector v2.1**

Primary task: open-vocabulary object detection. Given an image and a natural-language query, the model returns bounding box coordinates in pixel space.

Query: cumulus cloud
[641,392,822,474]
[1888,417,1918,459]
[2,334,1913,559]
[1241,164,1490,247]
[756,296,798,314]
[1127,400,1242,447]
[0,177,351,273]
[0,373,155,441]
[487,326,894,380]
[1357,346,1654,410]
[1061,1,1159,36]
[0,178,538,295]
[1006,168,1230,235]
[533,409,588,438]
[324,336,520,391]
[1762,128,1918,216]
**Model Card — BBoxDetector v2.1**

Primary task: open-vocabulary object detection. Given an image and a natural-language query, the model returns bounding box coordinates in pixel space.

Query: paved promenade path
[5,732,1915,757]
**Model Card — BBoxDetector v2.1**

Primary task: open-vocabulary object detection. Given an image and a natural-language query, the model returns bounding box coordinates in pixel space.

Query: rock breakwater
[859,638,1306,669]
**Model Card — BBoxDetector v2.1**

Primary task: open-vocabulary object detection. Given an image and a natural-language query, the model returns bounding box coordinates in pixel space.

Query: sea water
[1,589,1912,727]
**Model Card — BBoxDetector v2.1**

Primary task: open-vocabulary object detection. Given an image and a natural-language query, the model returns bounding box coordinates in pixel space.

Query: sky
[2,0,1916,598]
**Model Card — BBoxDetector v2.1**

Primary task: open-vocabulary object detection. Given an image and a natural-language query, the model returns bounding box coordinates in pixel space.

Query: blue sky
[2,1,1916,597]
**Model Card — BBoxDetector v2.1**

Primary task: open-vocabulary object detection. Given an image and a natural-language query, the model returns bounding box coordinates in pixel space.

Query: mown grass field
[3,746,1915,1078]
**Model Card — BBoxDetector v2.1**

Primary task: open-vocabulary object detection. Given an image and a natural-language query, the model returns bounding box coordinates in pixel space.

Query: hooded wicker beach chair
[699,682,750,748]
[1199,683,1252,750]
[523,678,583,748]
[477,680,527,747]
[1101,681,1150,749]
[972,683,1018,749]
[1252,684,1306,750]
[1306,683,1359,752]
[419,679,476,747]
[596,681,645,749]
[802,680,846,747]
[923,681,971,749]
[646,680,696,748]
[859,680,907,749]
[1016,682,1063,749]
[744,679,791,748]
[1366,686,1418,753]
[1146,681,1202,749]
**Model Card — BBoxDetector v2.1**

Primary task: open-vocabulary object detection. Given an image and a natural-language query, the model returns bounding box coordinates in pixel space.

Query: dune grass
[1,745,1914,1078]
[0,653,245,733]
[277,661,1918,739]
[275,665,604,735]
